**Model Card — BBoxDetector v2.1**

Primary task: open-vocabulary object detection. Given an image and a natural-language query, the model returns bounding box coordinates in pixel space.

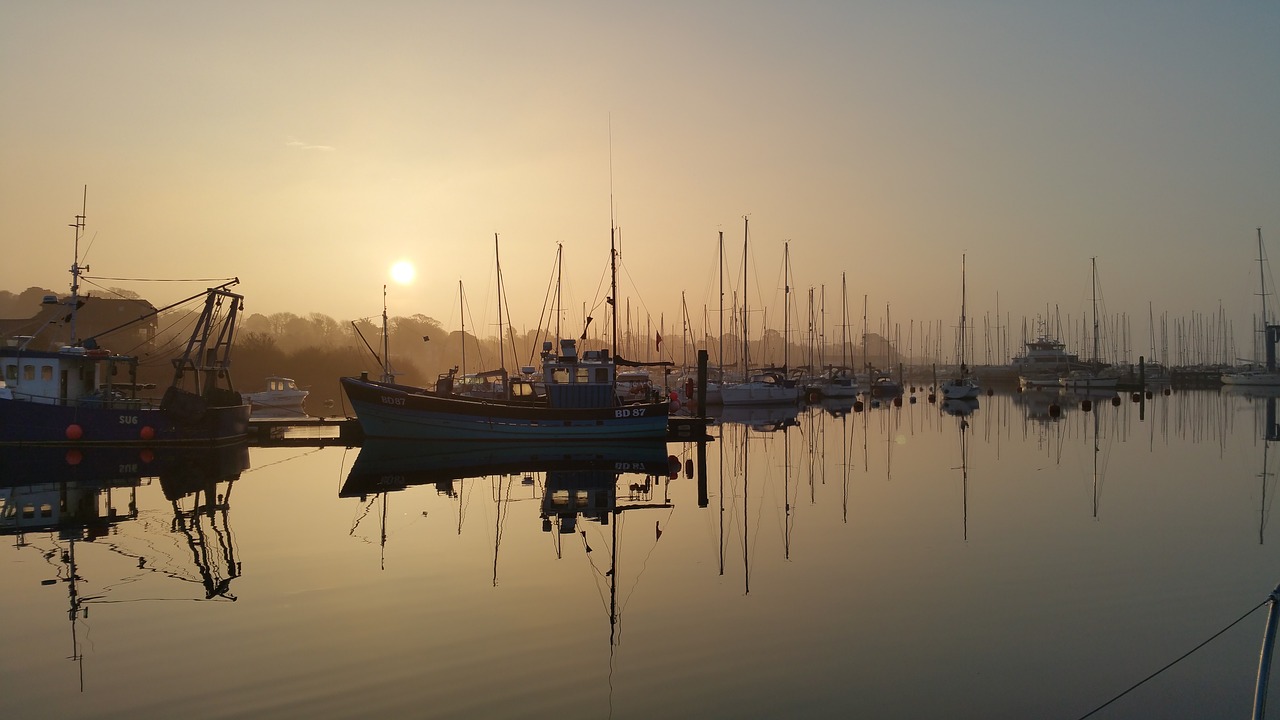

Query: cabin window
[4,365,14,380]
[41,365,53,381]
[576,368,590,383]
[550,368,569,385]
[23,365,35,381]
[40,503,53,518]
[595,368,609,383]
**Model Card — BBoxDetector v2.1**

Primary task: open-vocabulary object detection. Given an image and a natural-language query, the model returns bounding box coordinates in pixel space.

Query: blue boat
[341,338,670,441]
[0,198,249,446]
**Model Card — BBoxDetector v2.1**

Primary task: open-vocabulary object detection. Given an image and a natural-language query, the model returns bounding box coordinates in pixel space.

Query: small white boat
[720,370,801,406]
[244,376,309,416]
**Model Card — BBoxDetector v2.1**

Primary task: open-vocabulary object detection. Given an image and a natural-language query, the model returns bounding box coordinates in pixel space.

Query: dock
[248,416,712,447]
[248,416,361,447]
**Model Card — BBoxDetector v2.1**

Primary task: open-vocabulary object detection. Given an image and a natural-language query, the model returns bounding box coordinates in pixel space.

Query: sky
[2,1,1278,360]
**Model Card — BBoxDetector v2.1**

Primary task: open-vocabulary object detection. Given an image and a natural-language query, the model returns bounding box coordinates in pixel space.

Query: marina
[3,6,1278,717]
[4,388,1280,718]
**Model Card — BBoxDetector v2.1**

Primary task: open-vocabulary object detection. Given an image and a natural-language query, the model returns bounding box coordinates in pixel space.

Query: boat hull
[940,379,981,400]
[0,397,250,446]
[341,377,670,440]
[1221,372,1280,387]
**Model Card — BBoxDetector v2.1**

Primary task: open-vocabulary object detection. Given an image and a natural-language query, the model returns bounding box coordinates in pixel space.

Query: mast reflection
[0,442,249,689]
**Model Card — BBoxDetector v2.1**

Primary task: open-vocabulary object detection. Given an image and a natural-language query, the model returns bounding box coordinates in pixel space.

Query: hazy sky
[3,1,1278,358]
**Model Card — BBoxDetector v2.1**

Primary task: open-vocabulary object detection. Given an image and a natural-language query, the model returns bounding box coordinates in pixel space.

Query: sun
[390,260,416,285]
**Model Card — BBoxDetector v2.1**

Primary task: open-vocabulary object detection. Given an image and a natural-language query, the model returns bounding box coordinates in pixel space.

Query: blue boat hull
[0,397,250,446]
[341,377,669,441]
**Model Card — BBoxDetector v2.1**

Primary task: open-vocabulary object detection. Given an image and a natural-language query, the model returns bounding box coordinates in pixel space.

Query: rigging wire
[1074,596,1269,719]
[83,275,238,283]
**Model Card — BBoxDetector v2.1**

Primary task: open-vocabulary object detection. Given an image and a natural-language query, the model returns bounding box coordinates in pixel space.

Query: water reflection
[0,443,249,690]
[342,439,675,644]
[6,391,1280,716]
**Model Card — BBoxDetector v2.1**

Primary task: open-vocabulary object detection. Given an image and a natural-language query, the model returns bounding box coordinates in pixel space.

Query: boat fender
[139,449,155,464]
[853,400,864,413]
[65,424,83,441]
[65,449,82,466]
[1111,396,1121,407]
[1081,400,1093,412]
[927,393,936,403]
[1048,404,1061,418]
[139,425,156,441]
[908,396,916,404]
[893,397,902,407]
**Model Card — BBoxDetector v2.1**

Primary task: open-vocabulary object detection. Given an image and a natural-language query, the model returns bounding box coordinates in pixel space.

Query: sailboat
[808,273,860,400]
[1223,229,1280,386]
[1060,258,1119,392]
[720,230,801,406]
[940,254,981,400]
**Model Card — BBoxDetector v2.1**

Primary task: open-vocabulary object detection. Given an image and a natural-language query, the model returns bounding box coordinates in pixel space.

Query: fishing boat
[243,376,308,416]
[940,254,981,400]
[342,337,669,440]
[1223,229,1280,387]
[0,197,249,445]
[340,227,669,441]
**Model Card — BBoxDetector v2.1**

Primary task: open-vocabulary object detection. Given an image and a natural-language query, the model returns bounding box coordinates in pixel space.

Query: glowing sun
[390,260,416,285]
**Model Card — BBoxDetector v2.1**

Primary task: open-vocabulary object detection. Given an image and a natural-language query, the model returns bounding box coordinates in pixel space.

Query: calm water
[4,388,1280,719]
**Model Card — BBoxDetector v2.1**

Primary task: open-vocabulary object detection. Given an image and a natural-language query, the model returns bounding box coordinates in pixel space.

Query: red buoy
[139,425,156,441]
[65,424,83,441]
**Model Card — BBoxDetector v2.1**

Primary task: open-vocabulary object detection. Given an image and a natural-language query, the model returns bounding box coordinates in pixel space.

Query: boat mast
[841,273,848,372]
[69,186,88,345]
[555,242,563,341]
[742,217,749,375]
[1260,229,1268,333]
[459,279,467,376]
[611,225,619,354]
[380,285,392,383]
[718,230,724,376]
[783,240,790,374]
[960,253,968,377]
[1091,257,1100,365]
[496,233,507,373]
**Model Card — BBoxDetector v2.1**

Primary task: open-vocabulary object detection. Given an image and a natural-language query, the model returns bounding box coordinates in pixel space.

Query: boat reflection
[342,438,677,648]
[342,439,672,497]
[708,403,800,432]
[941,396,980,417]
[0,442,249,689]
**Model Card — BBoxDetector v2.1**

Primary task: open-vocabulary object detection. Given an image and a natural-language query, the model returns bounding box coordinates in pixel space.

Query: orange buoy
[139,425,156,441]
[65,424,83,441]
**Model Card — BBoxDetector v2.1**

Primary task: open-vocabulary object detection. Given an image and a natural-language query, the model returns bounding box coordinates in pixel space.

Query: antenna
[69,186,88,344]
